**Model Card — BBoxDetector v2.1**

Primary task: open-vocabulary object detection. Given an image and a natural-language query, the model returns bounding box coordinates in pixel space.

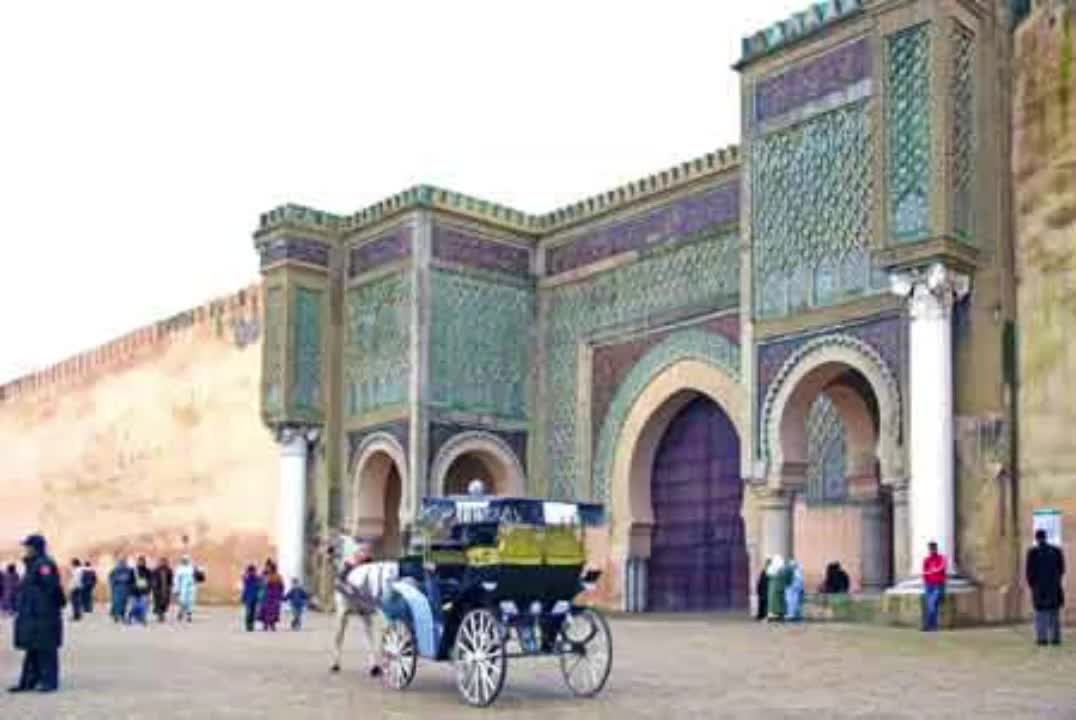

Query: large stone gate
[247,0,1017,618]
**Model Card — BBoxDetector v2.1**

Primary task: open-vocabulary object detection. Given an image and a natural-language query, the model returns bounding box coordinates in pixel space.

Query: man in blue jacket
[9,534,65,693]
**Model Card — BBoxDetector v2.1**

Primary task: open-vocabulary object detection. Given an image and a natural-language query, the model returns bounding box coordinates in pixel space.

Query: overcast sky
[0,0,807,384]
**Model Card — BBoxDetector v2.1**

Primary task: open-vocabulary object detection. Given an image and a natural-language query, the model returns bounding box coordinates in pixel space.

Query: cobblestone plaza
[2,609,1074,719]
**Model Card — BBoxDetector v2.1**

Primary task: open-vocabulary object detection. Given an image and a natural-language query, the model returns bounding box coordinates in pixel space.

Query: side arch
[760,334,903,488]
[430,430,527,497]
[592,329,741,503]
[349,432,409,540]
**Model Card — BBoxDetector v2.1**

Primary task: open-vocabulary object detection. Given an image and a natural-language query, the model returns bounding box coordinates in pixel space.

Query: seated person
[819,561,851,594]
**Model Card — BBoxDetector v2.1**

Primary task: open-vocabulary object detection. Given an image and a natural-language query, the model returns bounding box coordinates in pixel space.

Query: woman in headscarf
[784,559,805,621]
[755,558,770,621]
[258,560,284,631]
[172,556,197,623]
[150,558,174,623]
[765,555,787,621]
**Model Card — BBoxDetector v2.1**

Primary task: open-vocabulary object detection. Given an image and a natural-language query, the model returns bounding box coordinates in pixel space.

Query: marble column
[890,263,969,581]
[758,488,793,562]
[277,427,314,585]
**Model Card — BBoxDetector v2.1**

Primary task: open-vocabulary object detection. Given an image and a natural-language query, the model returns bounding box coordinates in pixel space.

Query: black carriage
[378,496,612,707]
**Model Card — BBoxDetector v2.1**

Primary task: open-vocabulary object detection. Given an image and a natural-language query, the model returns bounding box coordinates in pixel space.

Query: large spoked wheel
[558,607,612,698]
[380,619,417,691]
[452,607,508,707]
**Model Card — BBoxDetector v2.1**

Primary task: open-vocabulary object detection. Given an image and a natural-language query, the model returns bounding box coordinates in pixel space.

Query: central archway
[649,394,747,612]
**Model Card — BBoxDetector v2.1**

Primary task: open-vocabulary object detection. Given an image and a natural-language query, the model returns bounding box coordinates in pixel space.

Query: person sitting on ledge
[819,561,851,594]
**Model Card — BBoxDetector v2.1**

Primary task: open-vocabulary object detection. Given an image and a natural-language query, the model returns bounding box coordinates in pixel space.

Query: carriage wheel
[558,607,612,698]
[380,619,417,691]
[452,608,507,707]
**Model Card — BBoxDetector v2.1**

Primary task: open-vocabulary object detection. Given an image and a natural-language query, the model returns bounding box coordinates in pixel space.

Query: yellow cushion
[465,547,501,566]
[543,526,584,566]
[497,526,543,566]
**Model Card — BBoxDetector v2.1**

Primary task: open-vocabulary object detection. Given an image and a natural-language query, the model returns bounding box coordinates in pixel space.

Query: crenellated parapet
[738,0,865,67]
[254,146,741,243]
[0,284,263,406]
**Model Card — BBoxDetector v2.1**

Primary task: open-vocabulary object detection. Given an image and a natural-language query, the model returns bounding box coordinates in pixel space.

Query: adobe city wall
[1014,1,1076,622]
[0,284,279,603]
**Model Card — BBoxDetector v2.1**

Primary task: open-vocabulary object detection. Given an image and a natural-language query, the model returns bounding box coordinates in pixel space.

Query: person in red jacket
[922,541,947,631]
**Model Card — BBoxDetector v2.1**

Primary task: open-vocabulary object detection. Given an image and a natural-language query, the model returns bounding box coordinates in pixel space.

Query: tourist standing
[284,578,310,630]
[81,561,97,614]
[240,565,261,631]
[259,561,284,631]
[784,559,805,621]
[128,556,151,625]
[1026,529,1066,645]
[922,541,947,632]
[173,556,197,623]
[9,534,64,693]
[67,559,84,622]
[766,555,787,621]
[108,558,133,624]
[151,558,174,623]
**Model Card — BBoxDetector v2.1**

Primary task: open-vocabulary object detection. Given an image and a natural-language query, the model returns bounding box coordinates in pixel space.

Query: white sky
[0,0,807,384]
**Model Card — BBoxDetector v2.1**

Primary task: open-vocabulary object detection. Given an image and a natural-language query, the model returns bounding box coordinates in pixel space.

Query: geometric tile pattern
[292,287,323,413]
[752,101,877,319]
[431,224,531,277]
[806,392,847,503]
[546,183,738,275]
[348,226,413,278]
[344,272,412,417]
[429,269,533,420]
[543,232,739,500]
[259,236,331,269]
[753,38,871,127]
[263,286,286,416]
[887,24,933,243]
[951,21,976,243]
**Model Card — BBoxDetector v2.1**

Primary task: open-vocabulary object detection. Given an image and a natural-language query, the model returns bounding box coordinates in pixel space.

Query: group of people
[105,555,200,625]
[240,560,309,632]
[755,556,808,622]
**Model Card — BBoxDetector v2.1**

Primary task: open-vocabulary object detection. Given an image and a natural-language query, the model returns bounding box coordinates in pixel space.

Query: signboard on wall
[1033,508,1063,546]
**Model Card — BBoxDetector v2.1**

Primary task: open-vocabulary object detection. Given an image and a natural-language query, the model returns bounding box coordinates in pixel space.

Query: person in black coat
[1026,529,1066,645]
[755,558,770,621]
[9,534,65,693]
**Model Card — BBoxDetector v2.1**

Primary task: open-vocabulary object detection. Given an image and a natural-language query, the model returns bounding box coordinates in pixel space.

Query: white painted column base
[277,431,308,586]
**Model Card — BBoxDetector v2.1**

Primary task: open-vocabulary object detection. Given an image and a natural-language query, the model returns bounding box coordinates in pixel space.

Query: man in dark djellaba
[9,534,65,694]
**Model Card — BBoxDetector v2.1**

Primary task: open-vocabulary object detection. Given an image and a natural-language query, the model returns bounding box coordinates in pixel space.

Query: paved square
[1,608,1074,719]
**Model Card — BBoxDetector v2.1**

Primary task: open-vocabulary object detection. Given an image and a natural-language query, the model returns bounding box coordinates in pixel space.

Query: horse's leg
[330,597,349,673]
[360,611,381,676]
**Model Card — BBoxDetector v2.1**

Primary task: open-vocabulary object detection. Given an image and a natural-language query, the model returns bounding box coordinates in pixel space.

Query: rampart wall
[0,284,277,603]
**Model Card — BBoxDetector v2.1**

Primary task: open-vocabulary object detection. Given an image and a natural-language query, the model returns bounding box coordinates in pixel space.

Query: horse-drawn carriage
[376,495,612,707]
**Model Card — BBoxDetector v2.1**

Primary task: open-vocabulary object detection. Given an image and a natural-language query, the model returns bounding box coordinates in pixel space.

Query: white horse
[329,536,399,675]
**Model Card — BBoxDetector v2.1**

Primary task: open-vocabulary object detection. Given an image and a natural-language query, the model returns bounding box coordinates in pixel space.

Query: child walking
[284,578,310,631]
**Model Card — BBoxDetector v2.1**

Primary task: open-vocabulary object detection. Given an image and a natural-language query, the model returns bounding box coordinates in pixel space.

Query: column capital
[889,262,971,321]
[273,423,321,447]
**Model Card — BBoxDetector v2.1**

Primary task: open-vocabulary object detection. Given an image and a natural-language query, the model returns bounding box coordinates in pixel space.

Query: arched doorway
[764,336,902,593]
[431,431,526,497]
[443,453,497,496]
[351,434,408,560]
[648,394,747,612]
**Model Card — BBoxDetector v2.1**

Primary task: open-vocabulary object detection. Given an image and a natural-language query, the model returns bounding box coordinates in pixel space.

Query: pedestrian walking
[284,578,310,630]
[1,563,19,615]
[81,561,97,614]
[240,565,261,631]
[128,556,151,625]
[173,556,197,623]
[259,561,284,631]
[1026,529,1066,645]
[0,564,18,616]
[151,558,174,623]
[67,559,84,622]
[922,541,947,631]
[108,558,133,624]
[8,534,64,693]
